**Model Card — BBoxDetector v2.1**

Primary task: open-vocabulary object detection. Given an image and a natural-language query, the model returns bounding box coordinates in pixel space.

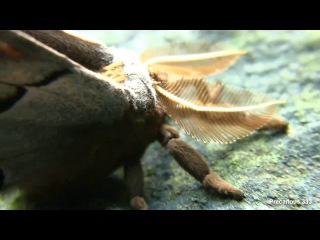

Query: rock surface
[1,30,319,209]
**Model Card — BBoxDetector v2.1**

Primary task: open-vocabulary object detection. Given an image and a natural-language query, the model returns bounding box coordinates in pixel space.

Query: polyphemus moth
[0,30,288,209]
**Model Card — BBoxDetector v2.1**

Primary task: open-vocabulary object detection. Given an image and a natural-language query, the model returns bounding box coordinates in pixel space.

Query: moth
[0,30,288,209]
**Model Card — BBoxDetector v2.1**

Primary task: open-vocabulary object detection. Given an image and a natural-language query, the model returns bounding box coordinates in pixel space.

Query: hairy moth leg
[124,158,148,210]
[259,116,289,133]
[157,124,244,201]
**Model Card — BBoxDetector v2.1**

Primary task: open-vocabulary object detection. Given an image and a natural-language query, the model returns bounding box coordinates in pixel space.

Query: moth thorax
[108,47,158,115]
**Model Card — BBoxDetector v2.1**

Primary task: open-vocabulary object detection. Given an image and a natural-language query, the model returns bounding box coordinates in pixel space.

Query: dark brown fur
[21,30,113,71]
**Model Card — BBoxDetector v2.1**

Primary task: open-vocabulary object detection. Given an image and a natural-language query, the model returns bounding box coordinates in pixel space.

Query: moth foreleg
[157,124,244,201]
[259,116,288,133]
[124,158,148,210]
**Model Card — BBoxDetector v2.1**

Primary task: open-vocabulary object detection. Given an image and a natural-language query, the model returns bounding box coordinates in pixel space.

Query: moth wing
[0,30,129,189]
[156,78,285,144]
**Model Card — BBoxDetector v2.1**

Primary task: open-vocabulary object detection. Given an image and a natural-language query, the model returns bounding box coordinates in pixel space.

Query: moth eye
[0,41,23,58]
[0,169,4,190]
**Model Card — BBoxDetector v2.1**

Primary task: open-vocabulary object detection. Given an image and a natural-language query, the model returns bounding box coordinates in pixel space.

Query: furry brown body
[1,105,164,193]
